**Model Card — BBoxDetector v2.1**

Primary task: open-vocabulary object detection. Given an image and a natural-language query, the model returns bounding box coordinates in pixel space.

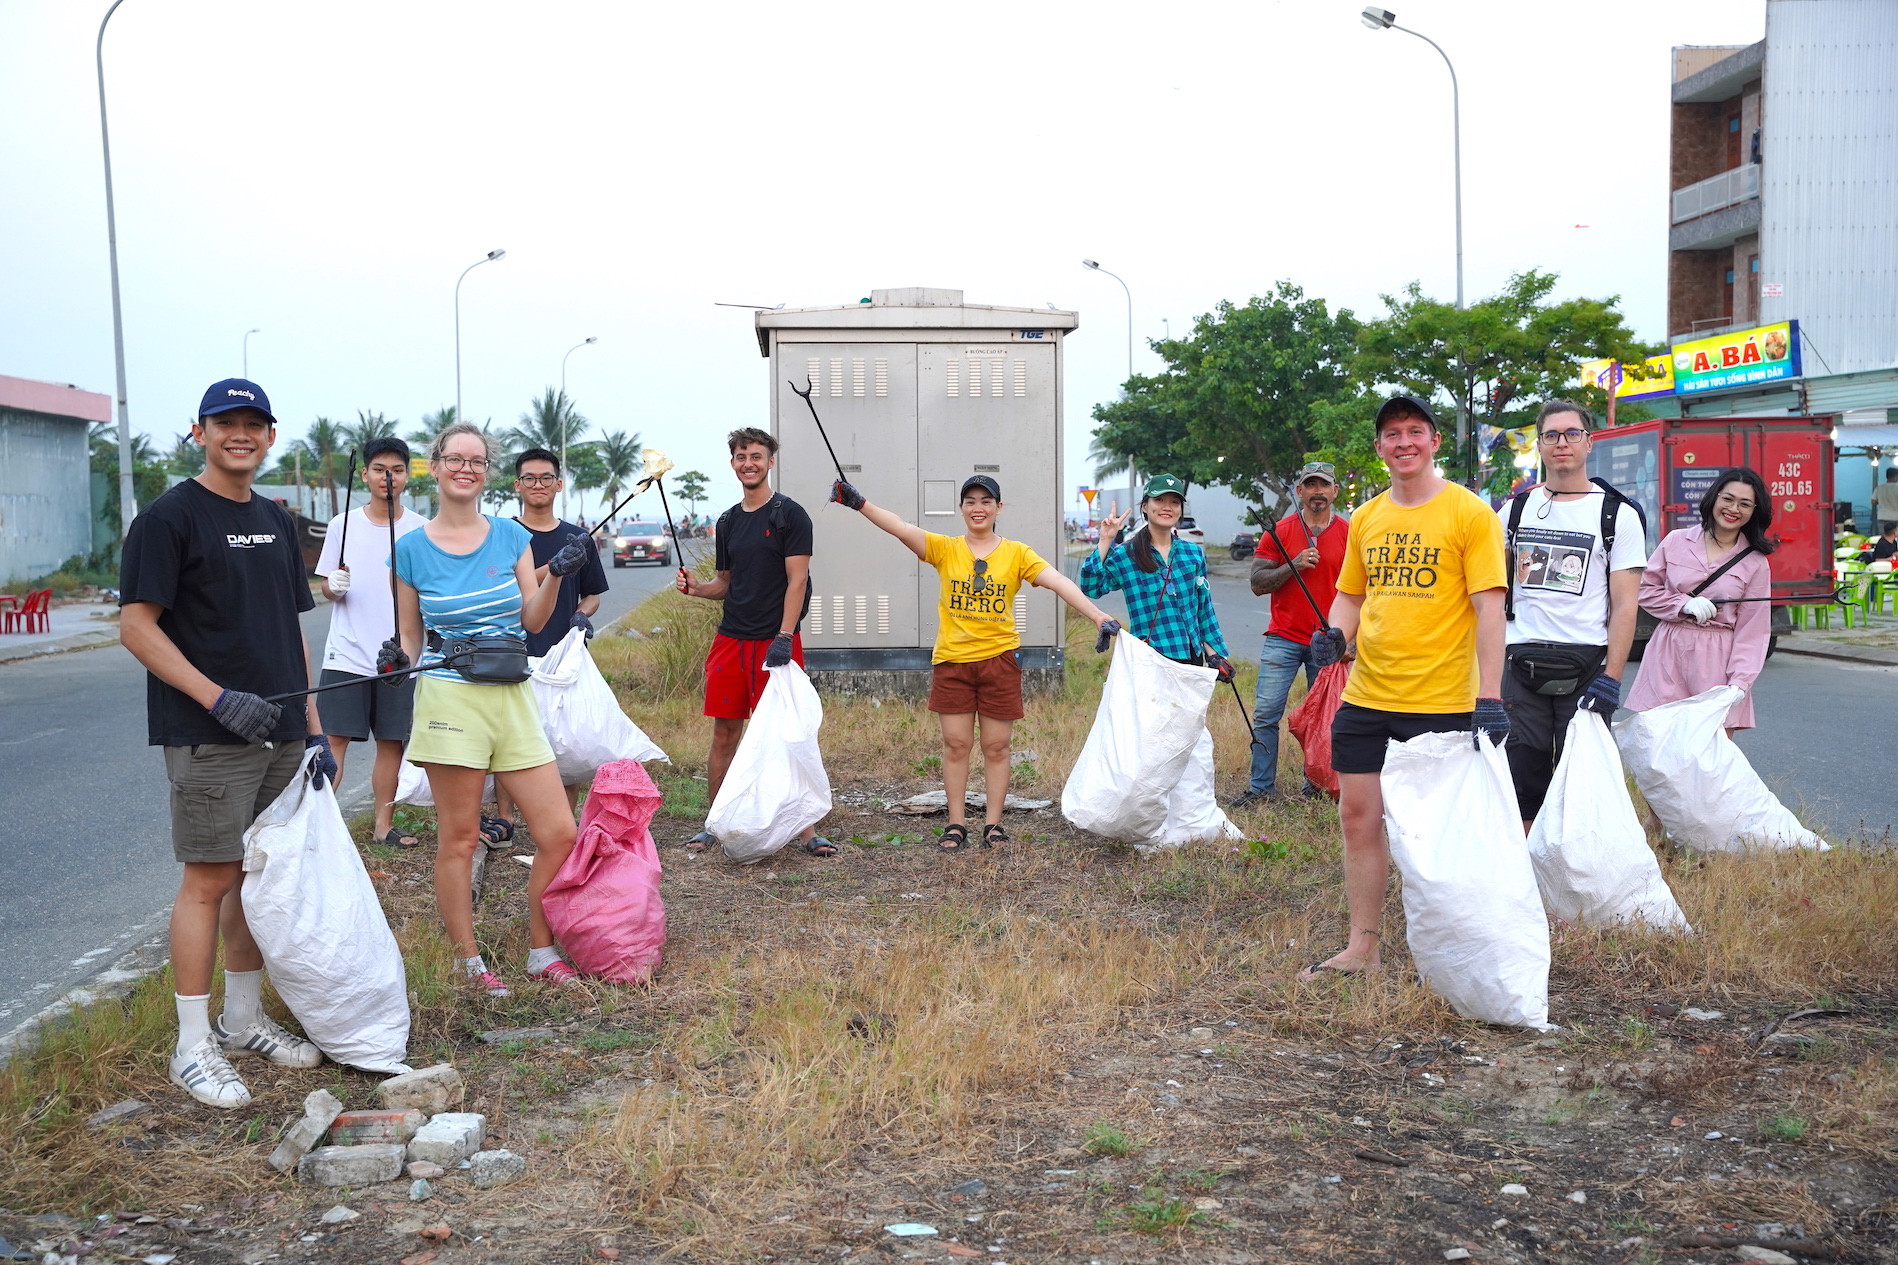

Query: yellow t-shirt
[1336,484,1507,714]
[922,533,1049,664]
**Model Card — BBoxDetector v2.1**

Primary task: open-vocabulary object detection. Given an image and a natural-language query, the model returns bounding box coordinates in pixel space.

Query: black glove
[376,635,411,676]
[305,735,338,789]
[1208,653,1235,683]
[209,689,282,744]
[1309,627,1347,668]
[1094,619,1120,654]
[1576,672,1621,714]
[763,631,795,668]
[571,610,595,641]
[831,479,865,511]
[1472,697,1510,749]
[547,537,590,578]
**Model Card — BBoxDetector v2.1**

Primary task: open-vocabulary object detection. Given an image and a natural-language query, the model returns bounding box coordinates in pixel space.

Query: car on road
[1176,516,1206,545]
[612,521,673,567]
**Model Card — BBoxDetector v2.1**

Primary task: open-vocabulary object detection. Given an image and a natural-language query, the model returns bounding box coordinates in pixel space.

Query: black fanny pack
[428,631,531,684]
[1506,642,1606,697]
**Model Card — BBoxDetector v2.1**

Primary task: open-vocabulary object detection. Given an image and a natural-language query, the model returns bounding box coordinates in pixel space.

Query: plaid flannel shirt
[1079,539,1229,661]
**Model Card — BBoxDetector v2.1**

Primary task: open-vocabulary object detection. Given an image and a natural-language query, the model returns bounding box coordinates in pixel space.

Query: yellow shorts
[405,675,554,773]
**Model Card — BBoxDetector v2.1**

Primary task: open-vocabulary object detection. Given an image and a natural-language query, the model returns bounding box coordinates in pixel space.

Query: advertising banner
[1672,320,1801,396]
[1579,354,1676,402]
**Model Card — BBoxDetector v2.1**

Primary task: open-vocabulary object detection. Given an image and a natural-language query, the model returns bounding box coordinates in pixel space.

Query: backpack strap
[1503,488,1533,622]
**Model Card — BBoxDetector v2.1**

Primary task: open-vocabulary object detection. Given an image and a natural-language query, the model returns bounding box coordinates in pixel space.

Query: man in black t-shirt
[120,379,336,1110]
[676,427,833,856]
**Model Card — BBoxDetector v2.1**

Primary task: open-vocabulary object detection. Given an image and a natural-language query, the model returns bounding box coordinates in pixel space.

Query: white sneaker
[215,1012,324,1069]
[169,1033,252,1109]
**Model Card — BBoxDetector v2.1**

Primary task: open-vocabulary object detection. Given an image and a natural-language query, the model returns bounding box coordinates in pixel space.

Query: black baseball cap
[1374,394,1437,434]
[198,378,276,425]
[960,474,1002,501]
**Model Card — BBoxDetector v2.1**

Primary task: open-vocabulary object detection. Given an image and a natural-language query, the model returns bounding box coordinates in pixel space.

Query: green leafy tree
[165,429,205,477]
[88,423,166,531]
[1088,377,1202,493]
[594,431,644,521]
[404,406,460,510]
[1356,269,1662,494]
[674,470,710,521]
[342,409,398,456]
[272,416,348,516]
[506,388,588,458]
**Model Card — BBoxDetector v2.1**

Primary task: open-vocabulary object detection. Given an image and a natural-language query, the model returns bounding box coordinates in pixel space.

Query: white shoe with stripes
[169,1034,252,1109]
[215,1013,324,1069]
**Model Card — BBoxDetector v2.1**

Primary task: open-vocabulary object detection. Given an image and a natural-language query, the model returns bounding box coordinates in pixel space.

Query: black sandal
[803,836,839,857]
[982,822,1009,848]
[479,816,515,846]
[376,826,422,849]
[938,823,969,852]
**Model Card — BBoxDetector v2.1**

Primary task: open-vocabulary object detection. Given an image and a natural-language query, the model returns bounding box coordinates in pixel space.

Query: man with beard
[675,428,835,857]
[1231,462,1350,808]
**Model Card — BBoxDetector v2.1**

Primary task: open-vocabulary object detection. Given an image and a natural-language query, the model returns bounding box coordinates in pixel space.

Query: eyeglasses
[1538,429,1589,446]
[1715,492,1756,511]
[516,474,558,487]
[438,454,489,472]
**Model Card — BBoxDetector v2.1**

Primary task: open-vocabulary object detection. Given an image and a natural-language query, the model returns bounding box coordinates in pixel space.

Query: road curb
[0,628,121,665]
[1776,641,1898,667]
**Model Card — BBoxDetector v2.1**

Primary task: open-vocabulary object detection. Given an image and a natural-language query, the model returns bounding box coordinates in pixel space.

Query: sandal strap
[939,824,969,850]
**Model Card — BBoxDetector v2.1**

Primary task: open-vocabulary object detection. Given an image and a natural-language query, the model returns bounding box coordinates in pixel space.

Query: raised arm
[1030,565,1114,629]
[1078,541,1131,599]
[517,545,563,635]
[852,497,929,560]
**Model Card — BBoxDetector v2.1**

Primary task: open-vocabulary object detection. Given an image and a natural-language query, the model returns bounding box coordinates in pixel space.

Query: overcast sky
[2,0,1764,521]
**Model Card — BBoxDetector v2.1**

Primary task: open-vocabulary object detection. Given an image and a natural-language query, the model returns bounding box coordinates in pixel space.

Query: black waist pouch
[1506,642,1605,697]
[430,631,531,684]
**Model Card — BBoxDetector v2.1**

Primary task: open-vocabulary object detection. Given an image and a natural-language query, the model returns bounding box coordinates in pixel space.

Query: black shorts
[1330,701,1472,775]
[315,669,416,742]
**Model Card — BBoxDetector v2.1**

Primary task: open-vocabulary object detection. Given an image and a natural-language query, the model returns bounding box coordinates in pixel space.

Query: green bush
[5,553,119,598]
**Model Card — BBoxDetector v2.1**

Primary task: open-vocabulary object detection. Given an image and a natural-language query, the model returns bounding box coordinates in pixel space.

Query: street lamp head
[246,327,261,335]
[1082,258,1101,270]
[585,336,597,345]
[487,248,506,261]
[1361,6,1396,29]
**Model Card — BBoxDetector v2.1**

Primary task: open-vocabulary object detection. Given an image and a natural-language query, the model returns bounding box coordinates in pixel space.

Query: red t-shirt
[1253,513,1349,646]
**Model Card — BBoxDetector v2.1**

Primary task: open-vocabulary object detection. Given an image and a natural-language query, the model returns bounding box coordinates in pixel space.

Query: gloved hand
[547,537,590,578]
[831,479,866,511]
[1207,653,1235,683]
[209,689,282,744]
[1576,672,1621,714]
[1682,595,1717,624]
[305,735,338,789]
[763,631,795,668]
[376,635,410,676]
[1472,697,1510,749]
[328,566,351,597]
[1093,618,1120,654]
[571,610,595,641]
[1310,627,1347,668]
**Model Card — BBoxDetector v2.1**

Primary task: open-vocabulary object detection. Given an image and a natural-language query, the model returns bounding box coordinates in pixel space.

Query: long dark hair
[1697,467,1777,555]
[1127,495,1171,574]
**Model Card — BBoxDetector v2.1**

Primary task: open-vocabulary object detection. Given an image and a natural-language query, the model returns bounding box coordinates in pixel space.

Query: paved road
[1071,554,1898,842]
[0,557,676,1044]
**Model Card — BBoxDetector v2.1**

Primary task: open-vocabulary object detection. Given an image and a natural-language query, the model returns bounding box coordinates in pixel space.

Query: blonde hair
[429,422,491,463]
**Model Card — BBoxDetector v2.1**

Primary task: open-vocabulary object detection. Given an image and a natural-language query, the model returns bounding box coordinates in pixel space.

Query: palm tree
[165,431,205,477]
[343,409,397,456]
[595,430,643,522]
[408,406,456,451]
[504,388,588,465]
[274,417,346,516]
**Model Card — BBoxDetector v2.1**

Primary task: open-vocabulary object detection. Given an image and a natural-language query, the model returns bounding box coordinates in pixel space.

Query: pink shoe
[470,969,511,998]
[529,958,583,985]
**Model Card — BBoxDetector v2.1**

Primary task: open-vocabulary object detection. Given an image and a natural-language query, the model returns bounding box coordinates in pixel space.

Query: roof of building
[754,287,1079,355]
[1673,40,1765,103]
[0,375,112,424]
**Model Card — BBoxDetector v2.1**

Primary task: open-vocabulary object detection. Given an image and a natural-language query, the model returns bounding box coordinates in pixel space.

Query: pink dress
[1624,526,1773,729]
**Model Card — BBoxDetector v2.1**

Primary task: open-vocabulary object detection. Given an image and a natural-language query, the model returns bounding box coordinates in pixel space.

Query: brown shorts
[164,741,306,864]
[928,652,1024,721]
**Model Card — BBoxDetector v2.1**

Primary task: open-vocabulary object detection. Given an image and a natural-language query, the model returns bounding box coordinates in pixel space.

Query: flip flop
[376,826,422,850]
[685,830,717,853]
[803,836,839,857]
[1296,961,1370,982]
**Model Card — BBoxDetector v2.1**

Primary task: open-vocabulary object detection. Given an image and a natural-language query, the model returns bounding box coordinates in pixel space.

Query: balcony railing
[1672,163,1760,224]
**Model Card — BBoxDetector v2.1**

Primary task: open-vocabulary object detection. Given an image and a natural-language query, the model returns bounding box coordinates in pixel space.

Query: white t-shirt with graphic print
[1499,489,1647,646]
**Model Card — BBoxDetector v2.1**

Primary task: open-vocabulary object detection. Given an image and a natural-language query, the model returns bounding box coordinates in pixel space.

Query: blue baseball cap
[198,378,276,425]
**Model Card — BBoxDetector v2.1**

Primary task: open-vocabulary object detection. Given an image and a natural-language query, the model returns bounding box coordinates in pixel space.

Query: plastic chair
[1,589,51,635]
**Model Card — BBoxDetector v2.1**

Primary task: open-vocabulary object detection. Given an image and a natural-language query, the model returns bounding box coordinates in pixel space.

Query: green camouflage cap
[1142,473,1187,499]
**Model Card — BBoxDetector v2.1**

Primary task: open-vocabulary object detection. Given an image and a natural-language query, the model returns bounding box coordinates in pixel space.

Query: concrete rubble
[267,1089,345,1174]
[329,1109,427,1146]
[297,1142,406,1187]
[468,1149,526,1189]
[376,1064,465,1115]
[406,1113,487,1166]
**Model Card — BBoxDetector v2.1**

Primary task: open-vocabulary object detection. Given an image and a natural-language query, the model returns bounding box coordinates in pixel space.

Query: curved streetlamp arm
[97,0,135,537]
[454,252,503,431]
[1391,22,1462,310]
[558,337,597,520]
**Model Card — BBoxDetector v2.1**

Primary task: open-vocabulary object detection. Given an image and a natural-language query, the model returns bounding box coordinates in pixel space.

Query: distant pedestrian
[676,428,836,857]
[120,379,330,1109]
[1874,468,1898,535]
[313,437,427,849]
[1233,461,1349,808]
[834,472,1118,850]
[1625,467,1775,733]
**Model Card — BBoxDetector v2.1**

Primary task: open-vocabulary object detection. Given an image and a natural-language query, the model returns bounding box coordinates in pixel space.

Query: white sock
[175,993,211,1054]
[222,968,263,1031]
[526,945,562,974]
[459,955,488,978]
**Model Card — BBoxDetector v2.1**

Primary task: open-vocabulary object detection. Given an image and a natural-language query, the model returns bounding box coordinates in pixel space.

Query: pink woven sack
[542,759,666,983]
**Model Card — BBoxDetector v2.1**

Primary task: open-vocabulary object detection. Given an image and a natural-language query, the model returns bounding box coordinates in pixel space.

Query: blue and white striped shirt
[392,516,532,682]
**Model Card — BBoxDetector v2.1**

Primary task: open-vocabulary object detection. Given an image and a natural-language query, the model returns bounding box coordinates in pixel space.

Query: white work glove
[1681,595,1716,624]
[328,566,351,597]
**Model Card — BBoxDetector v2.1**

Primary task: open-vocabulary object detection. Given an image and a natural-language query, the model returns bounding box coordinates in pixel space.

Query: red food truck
[1585,415,1837,655]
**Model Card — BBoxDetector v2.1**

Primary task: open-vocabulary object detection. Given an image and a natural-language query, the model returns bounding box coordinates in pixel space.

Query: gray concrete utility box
[756,288,1077,697]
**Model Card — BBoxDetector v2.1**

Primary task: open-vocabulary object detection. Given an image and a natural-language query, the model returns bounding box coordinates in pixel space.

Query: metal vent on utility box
[1013,593,1027,634]
[874,358,888,397]
[807,599,822,637]
[852,358,866,397]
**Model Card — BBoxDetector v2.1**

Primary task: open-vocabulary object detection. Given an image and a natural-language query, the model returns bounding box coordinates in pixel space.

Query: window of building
[1724,267,1735,321]
[1748,255,1760,319]
[1727,112,1743,167]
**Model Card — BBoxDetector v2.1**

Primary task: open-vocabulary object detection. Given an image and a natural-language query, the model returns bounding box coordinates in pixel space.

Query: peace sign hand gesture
[1097,504,1129,555]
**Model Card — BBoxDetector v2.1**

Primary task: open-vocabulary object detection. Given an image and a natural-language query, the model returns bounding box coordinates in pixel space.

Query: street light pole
[454,249,506,431]
[1362,7,1469,482]
[1082,258,1139,517]
[243,327,260,380]
[559,335,597,520]
[96,0,136,538]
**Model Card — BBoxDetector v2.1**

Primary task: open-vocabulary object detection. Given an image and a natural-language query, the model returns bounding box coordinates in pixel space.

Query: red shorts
[928,651,1024,721]
[703,632,804,720]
